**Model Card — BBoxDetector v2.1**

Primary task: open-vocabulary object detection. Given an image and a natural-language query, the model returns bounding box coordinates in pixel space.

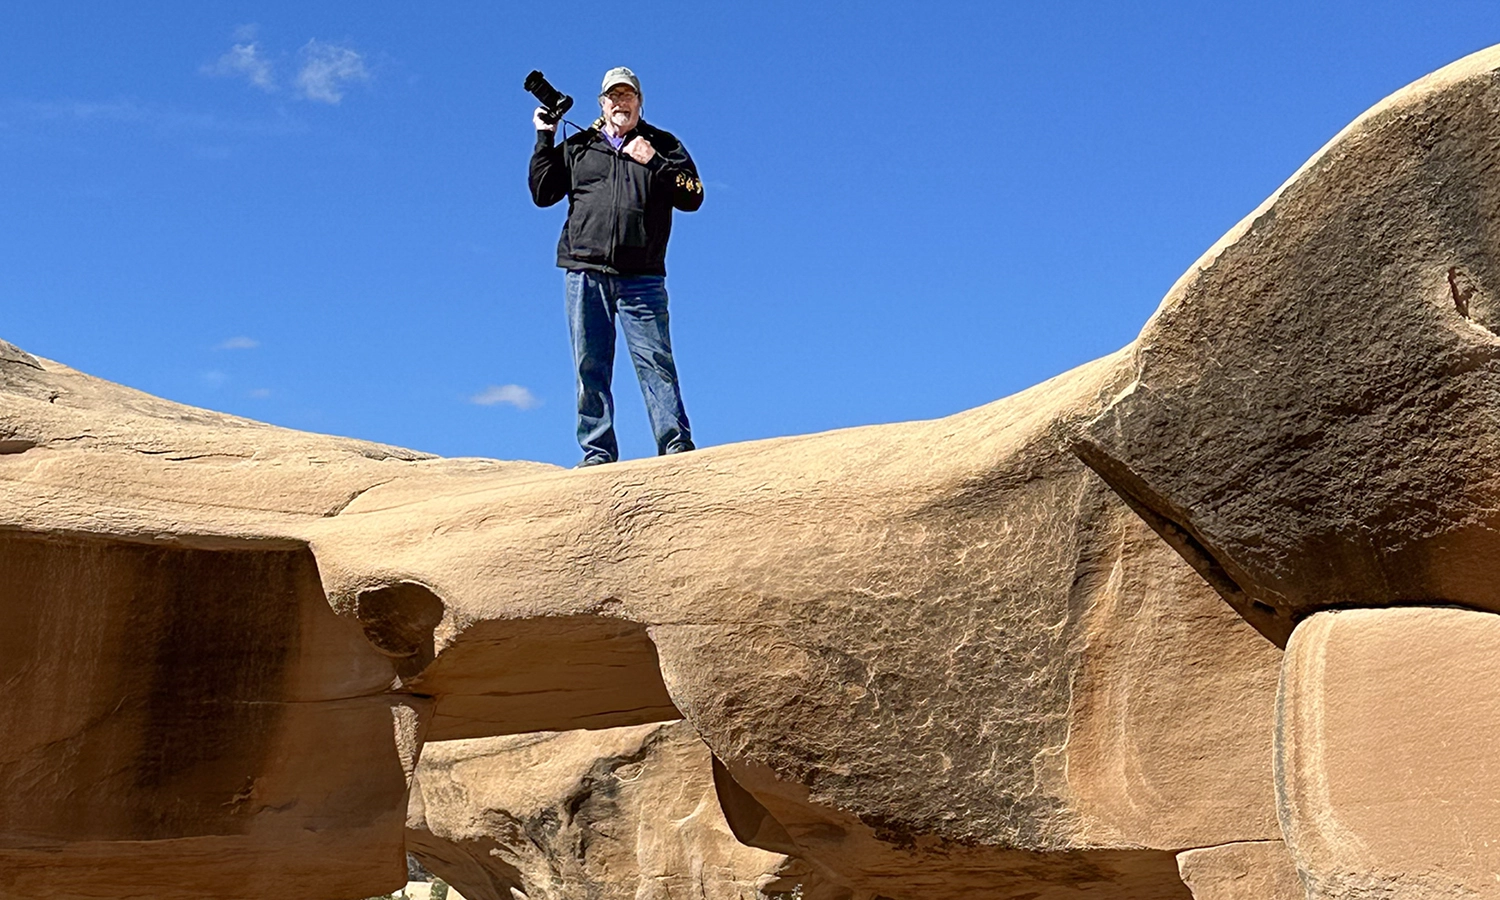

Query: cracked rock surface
[1176,841,1302,900]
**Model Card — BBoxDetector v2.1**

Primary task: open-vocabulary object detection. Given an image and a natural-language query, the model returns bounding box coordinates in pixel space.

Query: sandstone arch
[407,614,681,741]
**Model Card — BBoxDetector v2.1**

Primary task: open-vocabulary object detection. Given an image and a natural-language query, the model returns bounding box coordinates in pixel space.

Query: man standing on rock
[529,66,704,467]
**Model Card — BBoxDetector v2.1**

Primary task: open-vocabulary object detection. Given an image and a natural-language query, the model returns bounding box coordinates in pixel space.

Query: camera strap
[557,118,590,143]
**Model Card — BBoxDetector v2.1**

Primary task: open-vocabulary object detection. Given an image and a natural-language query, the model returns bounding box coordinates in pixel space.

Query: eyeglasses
[603,88,638,102]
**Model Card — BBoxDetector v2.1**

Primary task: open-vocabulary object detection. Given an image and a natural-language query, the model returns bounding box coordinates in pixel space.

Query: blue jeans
[565,270,693,461]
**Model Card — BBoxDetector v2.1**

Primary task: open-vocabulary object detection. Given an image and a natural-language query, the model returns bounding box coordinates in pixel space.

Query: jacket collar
[591,119,649,147]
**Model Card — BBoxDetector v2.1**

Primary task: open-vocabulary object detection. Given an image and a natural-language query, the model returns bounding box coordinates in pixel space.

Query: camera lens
[524,71,573,123]
[523,71,551,99]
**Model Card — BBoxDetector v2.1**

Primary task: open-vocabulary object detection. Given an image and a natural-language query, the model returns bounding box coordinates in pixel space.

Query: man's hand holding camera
[533,107,556,133]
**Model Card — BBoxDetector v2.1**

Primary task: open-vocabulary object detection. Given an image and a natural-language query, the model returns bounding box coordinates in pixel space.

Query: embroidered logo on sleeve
[675,172,703,193]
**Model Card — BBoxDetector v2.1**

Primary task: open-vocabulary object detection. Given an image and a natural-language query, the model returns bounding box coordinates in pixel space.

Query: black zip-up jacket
[529,120,704,276]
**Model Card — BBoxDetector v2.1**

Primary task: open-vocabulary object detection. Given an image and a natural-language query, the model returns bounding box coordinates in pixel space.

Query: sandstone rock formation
[0,353,458,900]
[1175,841,1302,900]
[0,529,429,900]
[1073,48,1500,645]
[0,324,1284,900]
[1277,607,1500,899]
[406,721,842,900]
[8,39,1500,900]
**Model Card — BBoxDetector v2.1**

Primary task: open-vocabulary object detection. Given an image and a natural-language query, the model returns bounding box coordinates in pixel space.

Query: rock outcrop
[1276,608,1500,899]
[0,357,467,900]
[1175,841,1302,900]
[0,330,1284,900]
[1074,48,1500,645]
[0,529,428,900]
[406,721,841,900]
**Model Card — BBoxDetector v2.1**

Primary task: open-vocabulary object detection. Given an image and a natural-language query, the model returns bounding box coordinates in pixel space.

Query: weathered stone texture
[1076,46,1500,644]
[1176,841,1303,900]
[0,336,1282,899]
[407,721,847,900]
[316,346,1279,898]
[1064,516,1281,849]
[0,531,424,900]
[1277,608,1500,899]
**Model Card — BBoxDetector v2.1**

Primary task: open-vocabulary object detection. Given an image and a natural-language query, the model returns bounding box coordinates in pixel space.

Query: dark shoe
[664,442,695,455]
[575,455,614,468]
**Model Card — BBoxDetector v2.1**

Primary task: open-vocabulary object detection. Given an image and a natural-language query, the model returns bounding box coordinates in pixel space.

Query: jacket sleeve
[529,130,569,208]
[644,134,705,212]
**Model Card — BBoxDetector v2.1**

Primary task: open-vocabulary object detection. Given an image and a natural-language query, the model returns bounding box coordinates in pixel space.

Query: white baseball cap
[600,66,641,96]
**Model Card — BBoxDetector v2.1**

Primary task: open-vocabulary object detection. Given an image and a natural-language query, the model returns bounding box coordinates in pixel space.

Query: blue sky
[4,2,1498,465]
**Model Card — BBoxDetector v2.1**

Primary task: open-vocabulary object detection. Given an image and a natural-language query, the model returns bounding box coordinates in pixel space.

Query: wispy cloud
[199,28,373,106]
[248,388,272,398]
[202,35,275,92]
[471,384,540,410]
[17,98,150,124]
[201,370,228,389]
[4,97,305,138]
[296,40,369,104]
[218,336,259,350]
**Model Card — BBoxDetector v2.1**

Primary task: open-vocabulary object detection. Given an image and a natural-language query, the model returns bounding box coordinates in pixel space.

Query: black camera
[524,70,573,124]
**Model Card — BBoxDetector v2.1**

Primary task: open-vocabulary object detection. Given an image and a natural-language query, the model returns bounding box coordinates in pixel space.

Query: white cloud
[218,336,259,350]
[203,39,275,92]
[470,384,540,410]
[248,388,272,398]
[18,98,148,123]
[296,40,369,104]
[198,28,373,107]
[201,370,227,388]
[5,98,306,137]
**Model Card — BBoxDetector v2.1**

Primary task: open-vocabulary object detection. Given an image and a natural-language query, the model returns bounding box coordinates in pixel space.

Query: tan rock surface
[0,338,1282,899]
[1075,45,1500,645]
[1176,842,1302,900]
[407,721,849,900]
[0,530,427,900]
[1277,608,1500,899]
